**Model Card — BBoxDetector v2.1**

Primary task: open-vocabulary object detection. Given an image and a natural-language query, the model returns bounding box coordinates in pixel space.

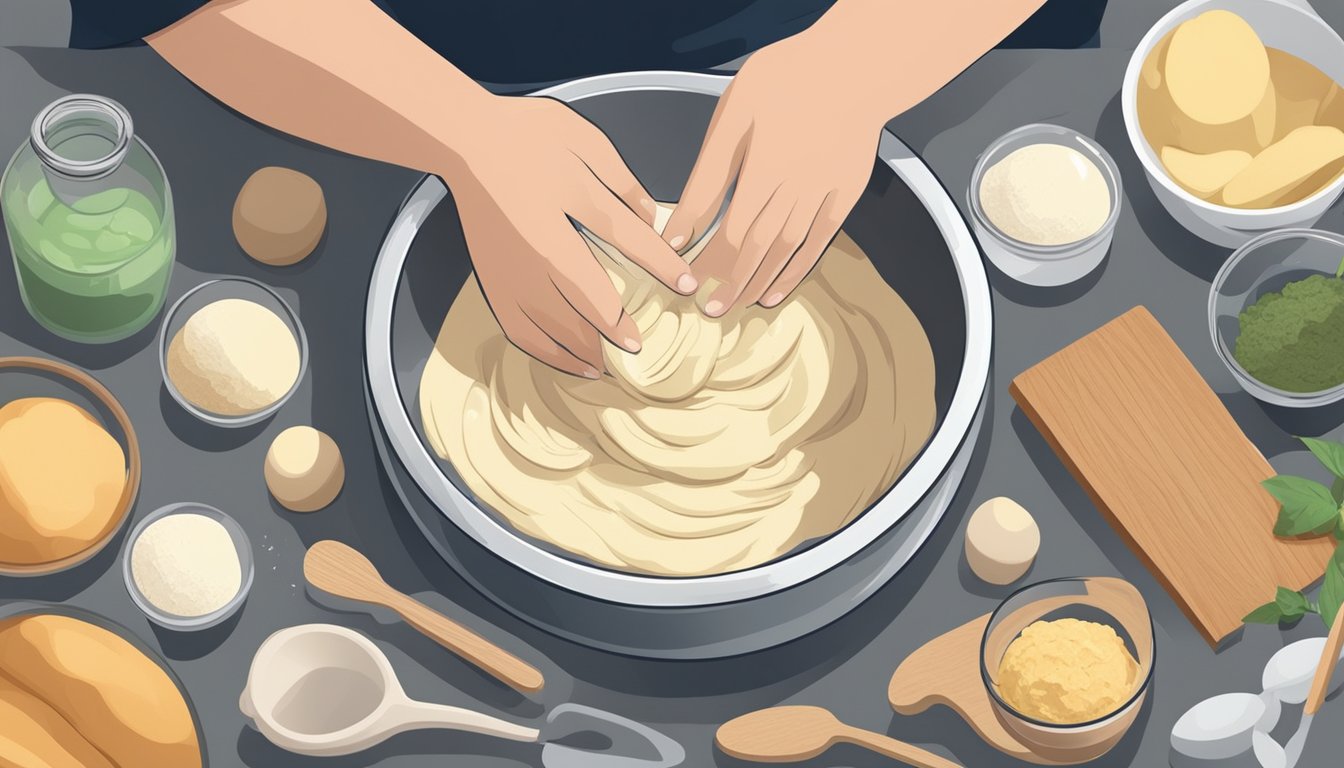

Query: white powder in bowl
[978,143,1111,246]
[166,298,300,417]
[131,513,242,617]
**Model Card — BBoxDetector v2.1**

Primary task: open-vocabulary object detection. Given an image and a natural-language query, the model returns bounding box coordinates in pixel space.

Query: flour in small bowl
[131,513,241,617]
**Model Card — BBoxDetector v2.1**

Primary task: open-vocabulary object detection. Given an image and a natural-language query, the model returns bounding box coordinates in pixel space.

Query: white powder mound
[979,143,1111,246]
[131,513,241,617]
[166,298,300,416]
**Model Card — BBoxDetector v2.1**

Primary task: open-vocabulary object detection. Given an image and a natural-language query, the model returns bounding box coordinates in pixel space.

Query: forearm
[801,0,1048,121]
[147,0,490,179]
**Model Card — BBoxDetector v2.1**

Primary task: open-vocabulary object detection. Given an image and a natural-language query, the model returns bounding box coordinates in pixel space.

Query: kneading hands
[150,0,1044,376]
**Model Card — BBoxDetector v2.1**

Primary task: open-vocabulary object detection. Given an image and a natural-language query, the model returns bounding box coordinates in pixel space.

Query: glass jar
[2,94,175,343]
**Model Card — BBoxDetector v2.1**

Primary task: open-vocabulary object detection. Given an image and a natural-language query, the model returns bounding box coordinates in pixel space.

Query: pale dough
[419,204,936,576]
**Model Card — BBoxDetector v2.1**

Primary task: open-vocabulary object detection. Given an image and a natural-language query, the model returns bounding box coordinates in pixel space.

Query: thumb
[663,113,746,252]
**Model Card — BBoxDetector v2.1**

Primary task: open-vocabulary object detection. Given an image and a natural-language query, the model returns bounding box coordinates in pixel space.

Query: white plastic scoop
[240,624,684,767]
[1171,613,1344,765]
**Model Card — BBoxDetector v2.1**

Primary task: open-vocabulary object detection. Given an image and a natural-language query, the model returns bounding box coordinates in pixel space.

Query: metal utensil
[304,539,544,694]
[1252,609,1344,768]
[717,705,961,767]
[241,624,683,767]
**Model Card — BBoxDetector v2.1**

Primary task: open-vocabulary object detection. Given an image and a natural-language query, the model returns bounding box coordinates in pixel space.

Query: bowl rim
[363,70,993,607]
[0,356,141,576]
[158,276,308,427]
[967,122,1124,258]
[1207,226,1344,405]
[121,501,255,630]
[1121,0,1344,219]
[978,576,1157,731]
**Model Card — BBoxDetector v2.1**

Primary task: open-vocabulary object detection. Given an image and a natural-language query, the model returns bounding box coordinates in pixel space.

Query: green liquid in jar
[3,174,174,342]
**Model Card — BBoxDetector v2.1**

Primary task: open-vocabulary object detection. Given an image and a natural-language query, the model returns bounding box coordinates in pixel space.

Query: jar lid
[29,94,133,180]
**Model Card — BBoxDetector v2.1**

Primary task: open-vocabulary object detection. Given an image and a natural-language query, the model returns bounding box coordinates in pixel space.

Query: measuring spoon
[1252,609,1344,768]
[304,539,544,695]
[1171,623,1344,763]
[240,624,684,767]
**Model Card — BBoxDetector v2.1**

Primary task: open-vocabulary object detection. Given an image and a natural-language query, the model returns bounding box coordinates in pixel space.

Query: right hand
[440,96,697,378]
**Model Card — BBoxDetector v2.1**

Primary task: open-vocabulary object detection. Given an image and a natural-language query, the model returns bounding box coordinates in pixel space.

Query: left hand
[661,34,890,315]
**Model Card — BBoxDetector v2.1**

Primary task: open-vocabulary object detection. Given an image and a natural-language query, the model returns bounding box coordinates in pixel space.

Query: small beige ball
[965,496,1040,585]
[265,426,344,512]
[233,166,326,266]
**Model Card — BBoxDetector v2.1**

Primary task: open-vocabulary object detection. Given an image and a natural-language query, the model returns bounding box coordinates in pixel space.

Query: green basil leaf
[1244,601,1285,624]
[1320,547,1344,630]
[1264,476,1341,536]
[1302,437,1344,480]
[1333,476,1344,506]
[1276,586,1311,618]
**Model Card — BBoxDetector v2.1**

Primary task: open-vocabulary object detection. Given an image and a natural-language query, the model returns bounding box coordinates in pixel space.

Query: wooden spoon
[303,539,544,694]
[716,705,962,767]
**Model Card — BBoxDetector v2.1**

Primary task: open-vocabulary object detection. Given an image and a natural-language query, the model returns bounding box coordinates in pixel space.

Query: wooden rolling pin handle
[1306,608,1344,716]
[841,727,963,768]
[387,590,545,694]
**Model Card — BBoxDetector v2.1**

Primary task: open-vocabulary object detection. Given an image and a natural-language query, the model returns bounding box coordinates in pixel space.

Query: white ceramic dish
[1121,0,1344,247]
[968,123,1122,287]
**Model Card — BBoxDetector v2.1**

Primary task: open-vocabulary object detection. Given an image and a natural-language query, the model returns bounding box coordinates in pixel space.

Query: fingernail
[582,365,601,379]
[676,273,698,294]
[668,234,687,250]
[763,292,785,307]
[622,336,642,353]
[704,299,725,317]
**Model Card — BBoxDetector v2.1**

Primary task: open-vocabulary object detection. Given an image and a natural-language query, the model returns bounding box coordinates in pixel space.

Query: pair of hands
[446,36,887,378]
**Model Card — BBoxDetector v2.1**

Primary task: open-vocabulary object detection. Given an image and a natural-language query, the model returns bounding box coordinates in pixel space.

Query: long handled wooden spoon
[716,705,962,767]
[303,539,544,695]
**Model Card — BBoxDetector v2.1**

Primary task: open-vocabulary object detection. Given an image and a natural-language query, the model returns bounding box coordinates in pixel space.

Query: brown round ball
[264,426,344,512]
[233,167,326,266]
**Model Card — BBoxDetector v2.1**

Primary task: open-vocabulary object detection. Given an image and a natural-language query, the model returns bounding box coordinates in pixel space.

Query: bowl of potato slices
[1123,0,1344,247]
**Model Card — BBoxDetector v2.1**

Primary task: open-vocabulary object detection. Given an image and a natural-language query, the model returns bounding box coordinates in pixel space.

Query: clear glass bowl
[122,502,254,631]
[158,277,308,427]
[968,123,1123,287]
[980,577,1154,761]
[0,356,141,576]
[1209,228,1344,408]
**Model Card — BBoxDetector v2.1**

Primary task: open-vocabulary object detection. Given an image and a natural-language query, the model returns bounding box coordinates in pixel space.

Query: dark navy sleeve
[1001,0,1108,49]
[68,0,208,49]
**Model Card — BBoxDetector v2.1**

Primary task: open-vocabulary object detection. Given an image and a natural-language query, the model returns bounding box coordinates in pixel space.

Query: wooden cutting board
[1010,307,1334,647]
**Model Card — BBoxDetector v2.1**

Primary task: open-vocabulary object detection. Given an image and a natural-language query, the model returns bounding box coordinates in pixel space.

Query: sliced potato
[1166,10,1271,126]
[1222,125,1344,207]
[1269,48,1333,141]
[1141,30,1172,92]
[1319,81,1344,129]
[0,675,114,768]
[1160,147,1252,198]
[0,615,201,768]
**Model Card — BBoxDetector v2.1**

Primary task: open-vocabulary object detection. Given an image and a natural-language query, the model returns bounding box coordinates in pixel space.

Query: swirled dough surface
[420,204,935,576]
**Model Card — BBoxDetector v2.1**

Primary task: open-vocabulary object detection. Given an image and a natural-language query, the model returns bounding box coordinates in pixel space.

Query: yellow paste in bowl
[996,618,1141,724]
[418,204,936,576]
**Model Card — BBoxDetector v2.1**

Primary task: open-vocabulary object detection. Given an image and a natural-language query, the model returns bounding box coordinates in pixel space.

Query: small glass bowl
[159,277,308,427]
[0,356,141,576]
[981,577,1154,762]
[1209,228,1344,408]
[968,123,1123,287]
[122,502,255,631]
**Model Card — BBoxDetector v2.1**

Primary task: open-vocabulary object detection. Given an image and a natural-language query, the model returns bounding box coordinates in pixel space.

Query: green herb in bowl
[1234,272,1344,393]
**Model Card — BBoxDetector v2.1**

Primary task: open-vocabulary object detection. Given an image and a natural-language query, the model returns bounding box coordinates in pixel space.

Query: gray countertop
[2,1,1344,766]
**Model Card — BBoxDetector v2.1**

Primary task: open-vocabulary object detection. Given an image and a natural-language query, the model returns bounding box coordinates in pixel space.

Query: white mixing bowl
[1121,0,1344,247]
